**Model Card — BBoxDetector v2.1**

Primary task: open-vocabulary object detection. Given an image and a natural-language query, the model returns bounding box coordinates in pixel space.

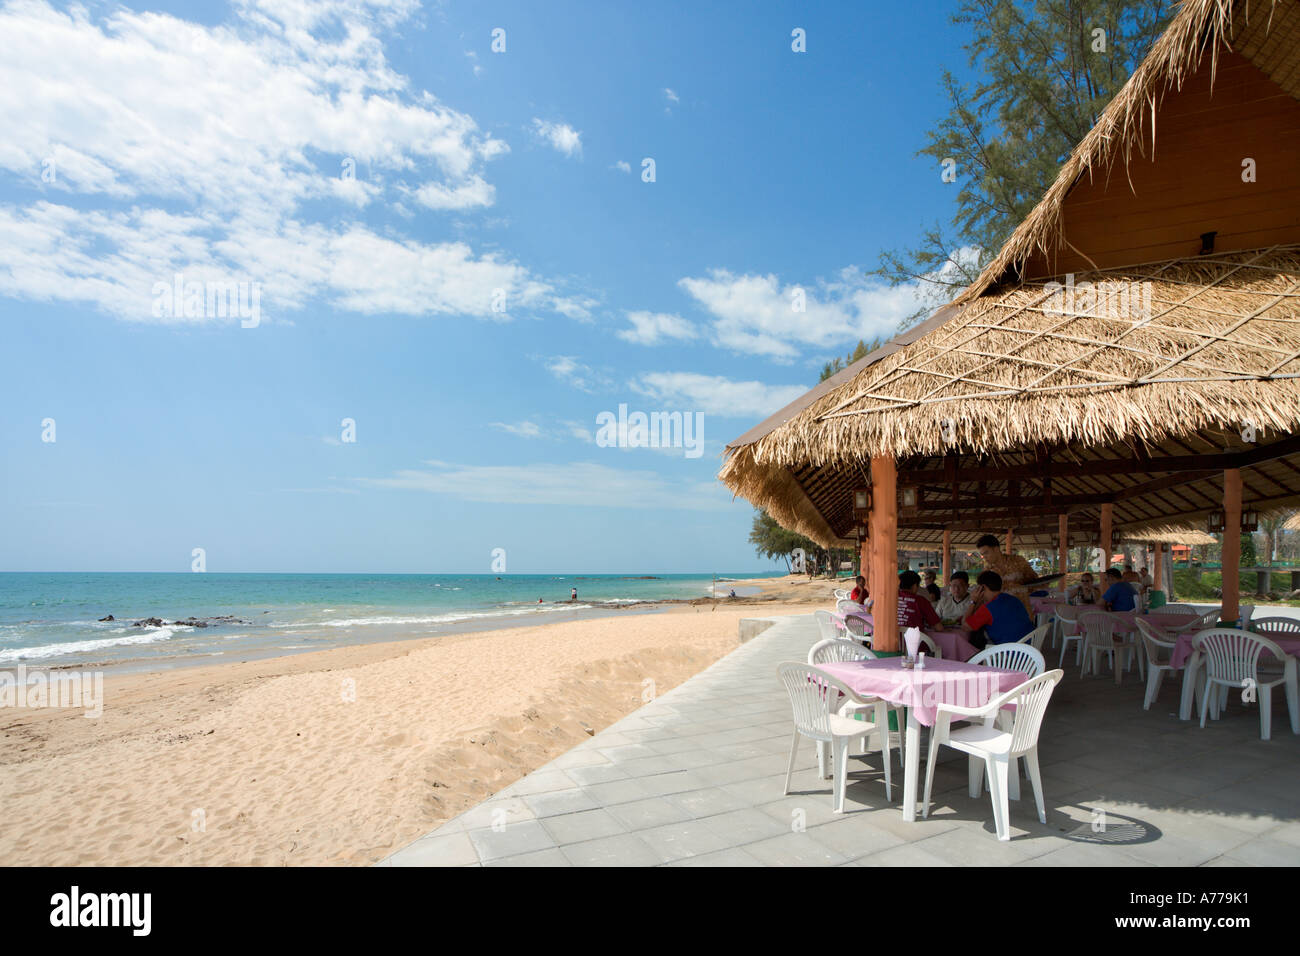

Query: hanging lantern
[1241,509,1259,533]
[1207,510,1225,534]
[853,487,872,520]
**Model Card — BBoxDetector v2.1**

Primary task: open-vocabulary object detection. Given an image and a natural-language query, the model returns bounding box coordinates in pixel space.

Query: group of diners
[1065,565,1153,612]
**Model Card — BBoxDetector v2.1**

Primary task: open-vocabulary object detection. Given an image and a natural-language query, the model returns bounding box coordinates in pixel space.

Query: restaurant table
[925,628,979,663]
[1030,595,1069,618]
[817,657,1029,821]
[1172,631,1300,719]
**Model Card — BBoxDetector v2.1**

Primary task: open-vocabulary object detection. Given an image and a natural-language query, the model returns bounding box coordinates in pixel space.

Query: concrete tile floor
[379,613,1300,867]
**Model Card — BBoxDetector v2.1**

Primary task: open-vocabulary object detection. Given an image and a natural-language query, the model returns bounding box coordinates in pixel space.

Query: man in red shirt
[897,570,940,630]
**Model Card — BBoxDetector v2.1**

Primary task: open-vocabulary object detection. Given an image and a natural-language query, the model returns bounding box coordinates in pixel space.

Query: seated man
[921,570,941,603]
[1139,566,1154,589]
[849,575,869,606]
[935,570,973,622]
[962,570,1033,648]
[897,570,940,631]
[1102,567,1137,612]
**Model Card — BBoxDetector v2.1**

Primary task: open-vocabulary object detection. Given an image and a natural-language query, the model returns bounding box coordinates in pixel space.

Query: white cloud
[664,88,679,103]
[530,118,582,158]
[544,355,611,393]
[611,160,632,174]
[617,310,698,345]
[631,372,807,419]
[677,256,975,359]
[490,421,543,438]
[412,175,495,211]
[0,1,603,324]
[362,460,729,510]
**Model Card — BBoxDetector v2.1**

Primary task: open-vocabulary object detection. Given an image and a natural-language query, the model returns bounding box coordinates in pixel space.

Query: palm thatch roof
[721,0,1300,550]
[960,0,1300,301]
[1117,524,1219,546]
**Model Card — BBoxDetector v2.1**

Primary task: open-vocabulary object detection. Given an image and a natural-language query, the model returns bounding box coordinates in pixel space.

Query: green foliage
[749,509,816,571]
[1239,531,1258,569]
[819,338,882,383]
[873,0,1173,318]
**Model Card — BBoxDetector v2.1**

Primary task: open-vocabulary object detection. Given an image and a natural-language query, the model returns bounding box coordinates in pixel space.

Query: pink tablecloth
[1031,595,1069,617]
[926,629,978,663]
[817,658,1028,726]
[1170,632,1300,670]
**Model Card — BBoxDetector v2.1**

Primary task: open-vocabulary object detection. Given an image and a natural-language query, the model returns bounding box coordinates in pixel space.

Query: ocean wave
[0,628,180,663]
[268,605,596,629]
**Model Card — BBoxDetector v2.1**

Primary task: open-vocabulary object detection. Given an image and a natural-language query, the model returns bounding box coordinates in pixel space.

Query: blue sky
[0,0,975,573]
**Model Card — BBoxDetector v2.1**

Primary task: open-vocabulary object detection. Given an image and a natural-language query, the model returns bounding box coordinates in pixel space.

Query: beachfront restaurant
[720,0,1300,843]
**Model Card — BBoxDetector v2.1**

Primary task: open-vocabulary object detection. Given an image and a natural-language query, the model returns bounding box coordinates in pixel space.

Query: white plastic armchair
[809,638,874,665]
[813,609,842,643]
[1079,610,1142,681]
[833,588,850,601]
[1054,604,1084,668]
[843,612,873,644]
[1135,617,1178,710]
[777,662,893,811]
[922,670,1065,840]
[1018,622,1051,652]
[1193,629,1299,740]
[1190,607,1222,630]
[1160,603,1195,614]
[837,599,868,617]
[1252,616,1300,639]
[970,643,1045,678]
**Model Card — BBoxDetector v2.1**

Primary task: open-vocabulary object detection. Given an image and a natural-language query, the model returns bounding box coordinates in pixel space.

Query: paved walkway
[380,613,1300,866]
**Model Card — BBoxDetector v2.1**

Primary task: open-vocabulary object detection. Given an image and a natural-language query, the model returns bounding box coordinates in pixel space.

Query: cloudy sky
[0,0,972,573]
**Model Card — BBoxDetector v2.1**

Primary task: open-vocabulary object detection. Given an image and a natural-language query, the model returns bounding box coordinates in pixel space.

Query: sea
[0,572,781,673]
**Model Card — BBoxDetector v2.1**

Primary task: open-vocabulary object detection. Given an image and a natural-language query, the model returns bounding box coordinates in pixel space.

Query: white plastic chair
[1054,604,1084,667]
[912,632,941,660]
[1190,607,1222,630]
[1135,617,1178,710]
[1018,622,1051,652]
[1160,603,1195,614]
[1079,610,1143,681]
[970,643,1045,678]
[837,599,868,617]
[813,609,841,643]
[1193,628,1299,740]
[833,589,850,601]
[1252,617,1300,639]
[843,612,873,644]
[777,663,893,811]
[922,670,1065,840]
[809,638,873,665]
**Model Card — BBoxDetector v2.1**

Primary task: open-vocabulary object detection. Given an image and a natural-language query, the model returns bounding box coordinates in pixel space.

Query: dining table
[925,628,979,663]
[816,657,1030,821]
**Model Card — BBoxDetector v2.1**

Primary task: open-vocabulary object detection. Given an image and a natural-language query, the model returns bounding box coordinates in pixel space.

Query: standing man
[976,533,1035,616]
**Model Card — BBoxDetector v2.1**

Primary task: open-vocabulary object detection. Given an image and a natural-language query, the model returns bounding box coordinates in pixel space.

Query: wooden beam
[1223,468,1242,625]
[897,435,1300,484]
[870,456,899,653]
[1058,514,1069,591]
[942,528,952,584]
[1100,503,1113,572]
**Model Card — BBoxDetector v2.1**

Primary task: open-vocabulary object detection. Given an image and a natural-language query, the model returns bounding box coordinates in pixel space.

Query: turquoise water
[0,572,778,670]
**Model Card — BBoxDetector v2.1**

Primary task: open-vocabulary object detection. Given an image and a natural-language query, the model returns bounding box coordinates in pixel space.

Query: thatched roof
[1117,524,1219,546]
[960,0,1299,301]
[721,0,1300,550]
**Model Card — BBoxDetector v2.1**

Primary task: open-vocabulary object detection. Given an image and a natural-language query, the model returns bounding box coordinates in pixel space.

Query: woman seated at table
[1101,567,1137,612]
[1068,573,1100,605]
[961,570,1033,649]
[849,575,870,606]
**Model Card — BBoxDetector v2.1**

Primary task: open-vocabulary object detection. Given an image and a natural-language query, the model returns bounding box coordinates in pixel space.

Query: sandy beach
[0,575,830,866]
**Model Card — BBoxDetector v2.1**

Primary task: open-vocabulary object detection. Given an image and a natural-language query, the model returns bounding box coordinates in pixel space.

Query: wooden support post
[870,456,899,652]
[1223,468,1242,625]
[1058,514,1068,591]
[1099,503,1113,573]
[942,528,952,585]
